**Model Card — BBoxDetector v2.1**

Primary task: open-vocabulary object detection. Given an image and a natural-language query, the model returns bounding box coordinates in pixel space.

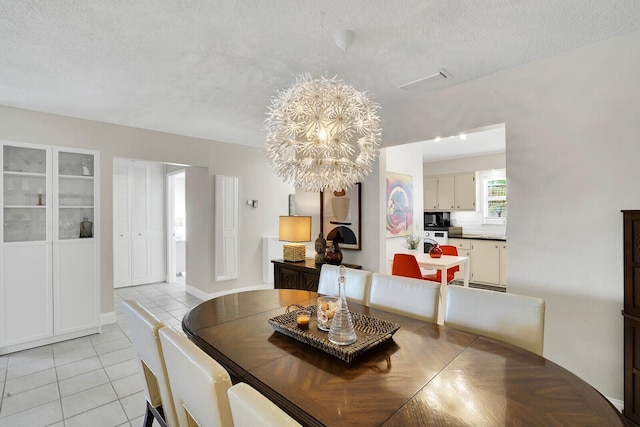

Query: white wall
[0,106,293,312]
[423,152,505,176]
[384,141,425,267]
[376,28,640,402]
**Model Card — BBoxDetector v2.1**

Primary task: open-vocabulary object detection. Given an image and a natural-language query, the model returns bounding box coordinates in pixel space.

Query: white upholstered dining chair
[122,300,178,427]
[317,264,371,304]
[158,326,234,427]
[227,382,301,427]
[368,273,440,323]
[444,285,546,355]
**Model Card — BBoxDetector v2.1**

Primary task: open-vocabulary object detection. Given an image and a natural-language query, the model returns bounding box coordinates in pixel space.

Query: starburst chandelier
[265,73,382,192]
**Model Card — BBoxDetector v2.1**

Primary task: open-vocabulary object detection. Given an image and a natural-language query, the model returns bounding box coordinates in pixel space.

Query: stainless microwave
[424,211,450,227]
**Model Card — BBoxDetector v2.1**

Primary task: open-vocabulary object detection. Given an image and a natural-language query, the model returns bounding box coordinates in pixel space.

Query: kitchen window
[481,170,507,224]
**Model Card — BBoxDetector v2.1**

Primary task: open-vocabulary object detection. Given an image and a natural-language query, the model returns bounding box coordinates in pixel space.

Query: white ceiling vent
[396,69,451,90]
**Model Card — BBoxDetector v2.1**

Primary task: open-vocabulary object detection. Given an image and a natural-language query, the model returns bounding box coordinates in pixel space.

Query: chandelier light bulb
[318,127,328,141]
[265,74,382,192]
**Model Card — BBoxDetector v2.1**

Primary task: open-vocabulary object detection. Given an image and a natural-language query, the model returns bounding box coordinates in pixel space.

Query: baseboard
[185,283,273,301]
[607,396,624,413]
[101,311,117,325]
[0,327,100,356]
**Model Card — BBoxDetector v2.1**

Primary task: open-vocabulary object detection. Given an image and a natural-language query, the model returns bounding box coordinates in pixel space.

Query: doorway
[167,170,186,286]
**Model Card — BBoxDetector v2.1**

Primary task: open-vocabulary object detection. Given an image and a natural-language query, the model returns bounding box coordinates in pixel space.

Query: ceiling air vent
[396,69,451,90]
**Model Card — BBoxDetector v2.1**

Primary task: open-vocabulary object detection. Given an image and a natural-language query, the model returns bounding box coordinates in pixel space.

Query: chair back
[423,245,460,283]
[317,264,371,304]
[227,382,301,427]
[440,244,460,273]
[122,300,178,427]
[368,273,440,323]
[444,286,545,355]
[391,253,423,280]
[158,326,234,427]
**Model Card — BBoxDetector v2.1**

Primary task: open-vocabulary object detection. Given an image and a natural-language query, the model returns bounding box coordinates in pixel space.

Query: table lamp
[279,216,311,262]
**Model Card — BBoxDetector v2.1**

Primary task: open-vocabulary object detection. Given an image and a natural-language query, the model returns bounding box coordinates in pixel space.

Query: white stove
[424,229,448,253]
[424,229,448,244]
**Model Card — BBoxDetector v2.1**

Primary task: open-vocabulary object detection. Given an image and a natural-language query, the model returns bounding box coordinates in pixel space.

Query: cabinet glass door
[58,151,94,240]
[3,145,48,242]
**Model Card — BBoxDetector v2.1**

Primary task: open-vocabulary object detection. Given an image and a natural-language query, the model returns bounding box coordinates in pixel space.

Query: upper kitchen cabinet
[0,141,100,354]
[424,172,476,211]
[454,173,476,210]
[424,176,438,210]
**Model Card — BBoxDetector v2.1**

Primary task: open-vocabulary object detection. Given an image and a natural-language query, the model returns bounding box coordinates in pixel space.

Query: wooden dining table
[182,289,624,427]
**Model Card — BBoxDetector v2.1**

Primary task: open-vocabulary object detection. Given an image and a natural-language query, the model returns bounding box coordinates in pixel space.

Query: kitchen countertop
[452,234,507,241]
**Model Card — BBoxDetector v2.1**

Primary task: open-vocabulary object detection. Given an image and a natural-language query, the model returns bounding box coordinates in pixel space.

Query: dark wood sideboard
[271,259,362,292]
[623,210,640,426]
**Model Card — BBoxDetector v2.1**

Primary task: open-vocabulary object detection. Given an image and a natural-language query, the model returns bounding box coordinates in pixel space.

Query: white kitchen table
[391,252,470,324]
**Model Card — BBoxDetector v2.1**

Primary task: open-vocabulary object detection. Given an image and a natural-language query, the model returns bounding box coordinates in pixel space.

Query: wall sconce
[279,216,311,262]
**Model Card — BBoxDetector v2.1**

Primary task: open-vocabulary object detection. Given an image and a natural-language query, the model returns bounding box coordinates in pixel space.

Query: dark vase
[429,243,443,258]
[325,241,343,265]
[79,217,93,238]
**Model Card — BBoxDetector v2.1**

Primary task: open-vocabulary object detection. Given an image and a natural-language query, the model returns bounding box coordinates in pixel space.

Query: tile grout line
[0,282,196,426]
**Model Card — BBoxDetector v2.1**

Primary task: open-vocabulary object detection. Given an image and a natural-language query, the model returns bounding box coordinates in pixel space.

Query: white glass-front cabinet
[0,141,100,354]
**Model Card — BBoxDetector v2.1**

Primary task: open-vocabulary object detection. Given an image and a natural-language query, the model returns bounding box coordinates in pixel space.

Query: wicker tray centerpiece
[268,306,401,363]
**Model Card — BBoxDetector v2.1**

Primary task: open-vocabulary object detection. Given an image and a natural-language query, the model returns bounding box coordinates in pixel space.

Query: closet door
[147,163,166,283]
[113,160,131,288]
[114,159,166,287]
[131,162,150,285]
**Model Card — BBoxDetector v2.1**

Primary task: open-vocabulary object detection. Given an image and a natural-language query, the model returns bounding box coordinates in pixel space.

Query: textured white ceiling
[1,1,640,153]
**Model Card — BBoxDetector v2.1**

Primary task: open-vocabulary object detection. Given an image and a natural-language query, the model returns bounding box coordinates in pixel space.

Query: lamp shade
[279,216,311,242]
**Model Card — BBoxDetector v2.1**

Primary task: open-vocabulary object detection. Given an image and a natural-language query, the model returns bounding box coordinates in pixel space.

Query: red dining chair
[391,253,425,280]
[423,245,460,284]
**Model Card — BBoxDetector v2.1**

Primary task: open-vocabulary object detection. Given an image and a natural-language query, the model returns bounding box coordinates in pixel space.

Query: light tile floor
[0,282,202,427]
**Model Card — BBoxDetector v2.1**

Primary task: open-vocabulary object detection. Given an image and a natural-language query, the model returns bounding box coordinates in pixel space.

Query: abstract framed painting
[320,183,361,250]
[386,172,414,237]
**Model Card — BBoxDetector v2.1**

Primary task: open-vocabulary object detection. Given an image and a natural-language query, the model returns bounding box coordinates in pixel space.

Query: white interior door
[147,163,165,283]
[113,160,131,288]
[131,163,149,285]
[113,159,166,288]
[214,175,238,282]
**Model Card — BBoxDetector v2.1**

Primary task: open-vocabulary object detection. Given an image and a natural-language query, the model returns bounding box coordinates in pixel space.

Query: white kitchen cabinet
[1,141,100,354]
[449,237,506,287]
[451,239,471,258]
[438,176,455,210]
[449,238,471,277]
[424,173,476,211]
[499,242,507,286]
[471,240,501,285]
[113,159,165,288]
[454,173,476,210]
[424,177,438,210]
